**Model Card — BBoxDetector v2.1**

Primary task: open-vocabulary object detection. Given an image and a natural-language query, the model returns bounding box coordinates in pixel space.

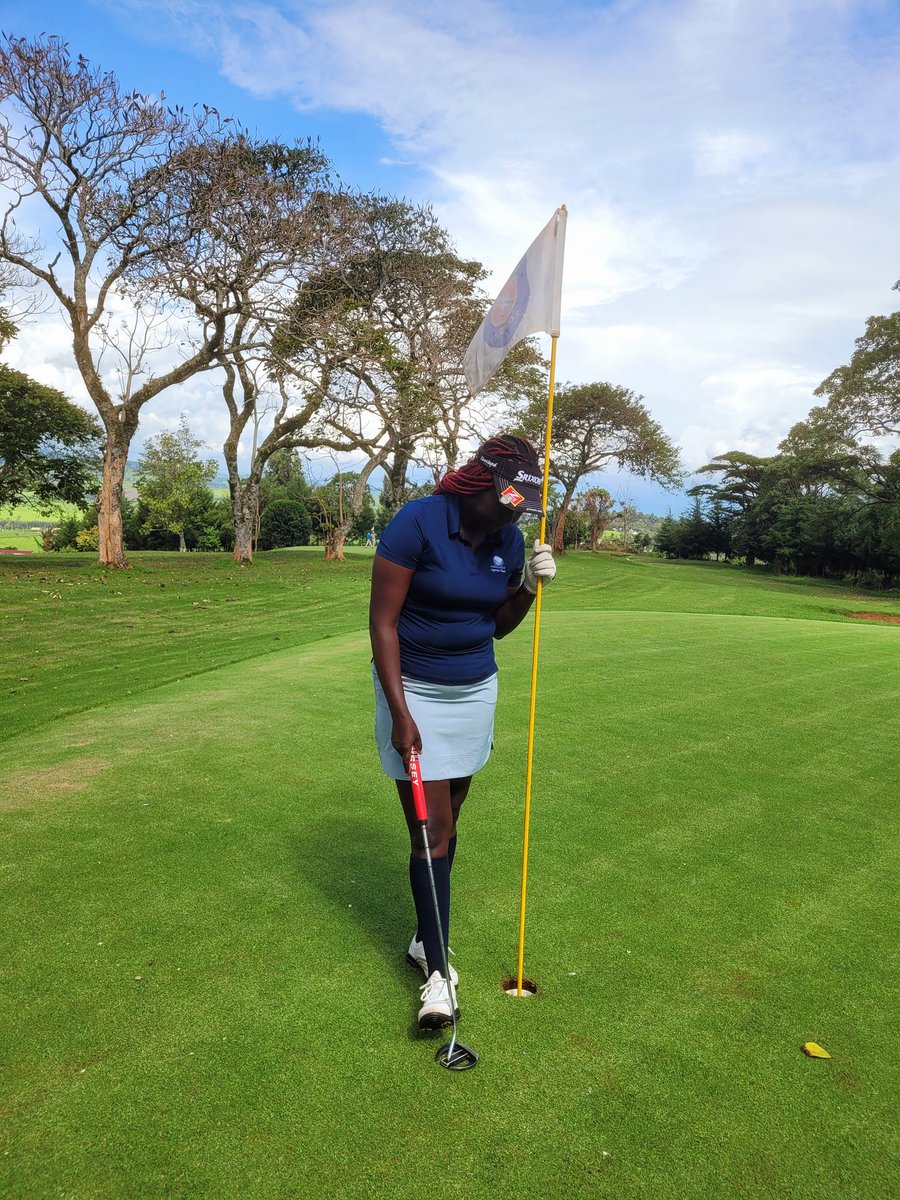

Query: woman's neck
[459,524,485,550]
[457,496,489,548]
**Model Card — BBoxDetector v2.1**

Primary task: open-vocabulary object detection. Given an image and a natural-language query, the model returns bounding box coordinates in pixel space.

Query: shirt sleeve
[375,502,426,570]
[507,527,525,588]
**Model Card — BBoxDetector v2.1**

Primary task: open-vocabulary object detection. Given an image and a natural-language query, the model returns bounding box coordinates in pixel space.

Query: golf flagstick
[515,334,558,998]
[408,751,479,1071]
[458,204,566,998]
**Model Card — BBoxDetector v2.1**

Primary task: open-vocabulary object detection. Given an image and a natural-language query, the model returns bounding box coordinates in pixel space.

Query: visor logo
[513,470,541,485]
[500,485,525,507]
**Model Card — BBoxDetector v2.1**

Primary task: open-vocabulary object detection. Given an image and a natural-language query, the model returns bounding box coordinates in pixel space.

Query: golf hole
[502,976,537,998]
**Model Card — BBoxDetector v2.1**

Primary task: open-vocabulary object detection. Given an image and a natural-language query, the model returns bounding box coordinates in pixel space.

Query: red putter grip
[408,752,428,823]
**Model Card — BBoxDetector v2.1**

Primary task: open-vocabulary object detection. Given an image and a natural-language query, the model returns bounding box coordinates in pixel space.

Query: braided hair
[434,435,540,496]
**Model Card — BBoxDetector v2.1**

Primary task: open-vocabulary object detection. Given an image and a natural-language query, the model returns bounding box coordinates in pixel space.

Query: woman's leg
[449,775,472,867]
[396,778,453,977]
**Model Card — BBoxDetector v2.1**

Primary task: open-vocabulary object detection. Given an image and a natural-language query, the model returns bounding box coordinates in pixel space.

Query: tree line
[44,433,382,555]
[655,290,900,588]
[0,35,681,567]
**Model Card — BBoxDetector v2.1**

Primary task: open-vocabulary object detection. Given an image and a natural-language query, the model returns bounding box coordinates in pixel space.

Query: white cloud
[693,131,771,177]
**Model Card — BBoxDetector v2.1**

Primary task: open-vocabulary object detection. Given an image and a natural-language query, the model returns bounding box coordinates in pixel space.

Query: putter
[408,751,479,1071]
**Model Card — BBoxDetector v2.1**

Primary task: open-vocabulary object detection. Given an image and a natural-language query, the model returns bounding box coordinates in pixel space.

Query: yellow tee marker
[802,1042,832,1059]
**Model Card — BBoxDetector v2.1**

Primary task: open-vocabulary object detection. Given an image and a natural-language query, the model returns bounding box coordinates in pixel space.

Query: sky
[3,0,900,513]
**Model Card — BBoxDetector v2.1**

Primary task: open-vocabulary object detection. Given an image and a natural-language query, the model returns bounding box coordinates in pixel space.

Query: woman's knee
[449,776,472,828]
[401,778,453,856]
[410,813,453,857]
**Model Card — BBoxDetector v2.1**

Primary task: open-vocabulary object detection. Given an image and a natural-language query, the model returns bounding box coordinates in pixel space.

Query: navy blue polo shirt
[376,494,525,684]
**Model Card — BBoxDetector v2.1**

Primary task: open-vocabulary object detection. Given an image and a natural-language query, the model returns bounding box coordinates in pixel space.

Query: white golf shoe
[418,970,460,1030]
[406,935,458,985]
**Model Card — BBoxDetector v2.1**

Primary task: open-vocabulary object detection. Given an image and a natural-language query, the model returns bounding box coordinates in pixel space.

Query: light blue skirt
[373,668,498,781]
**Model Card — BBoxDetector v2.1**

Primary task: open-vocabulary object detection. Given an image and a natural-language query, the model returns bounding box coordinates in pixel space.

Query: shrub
[195,528,224,552]
[258,499,312,550]
[50,513,82,550]
[75,525,99,551]
[856,568,884,591]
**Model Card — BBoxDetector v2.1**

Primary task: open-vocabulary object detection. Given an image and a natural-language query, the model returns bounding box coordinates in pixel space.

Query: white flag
[463,206,567,396]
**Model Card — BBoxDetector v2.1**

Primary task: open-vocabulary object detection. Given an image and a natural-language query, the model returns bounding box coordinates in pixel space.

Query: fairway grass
[1,552,898,1199]
[0,533,43,553]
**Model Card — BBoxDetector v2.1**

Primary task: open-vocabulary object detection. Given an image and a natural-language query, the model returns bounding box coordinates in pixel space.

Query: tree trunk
[324,523,349,561]
[178,531,187,553]
[386,444,413,516]
[231,479,259,564]
[551,487,576,555]
[98,434,129,568]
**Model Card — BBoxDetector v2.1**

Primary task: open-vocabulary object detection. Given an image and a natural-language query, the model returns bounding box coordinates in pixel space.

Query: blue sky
[4,0,900,513]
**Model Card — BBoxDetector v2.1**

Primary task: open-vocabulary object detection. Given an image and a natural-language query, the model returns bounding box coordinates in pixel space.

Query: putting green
[2,589,897,1198]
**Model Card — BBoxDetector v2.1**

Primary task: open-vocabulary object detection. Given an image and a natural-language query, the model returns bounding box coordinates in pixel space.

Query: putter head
[436,1041,479,1071]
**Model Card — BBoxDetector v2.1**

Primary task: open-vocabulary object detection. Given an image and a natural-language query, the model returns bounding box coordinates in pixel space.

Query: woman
[369,435,556,1028]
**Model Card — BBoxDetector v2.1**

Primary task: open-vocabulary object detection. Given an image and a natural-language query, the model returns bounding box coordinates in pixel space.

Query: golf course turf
[1,550,897,1198]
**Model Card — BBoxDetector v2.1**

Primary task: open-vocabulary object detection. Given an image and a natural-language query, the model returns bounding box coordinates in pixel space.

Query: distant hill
[124,460,230,496]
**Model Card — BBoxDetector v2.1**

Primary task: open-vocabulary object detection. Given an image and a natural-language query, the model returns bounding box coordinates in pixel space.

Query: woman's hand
[523,541,556,594]
[392,712,423,775]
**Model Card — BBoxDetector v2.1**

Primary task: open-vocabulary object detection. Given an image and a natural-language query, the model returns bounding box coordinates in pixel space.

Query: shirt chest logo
[491,555,506,573]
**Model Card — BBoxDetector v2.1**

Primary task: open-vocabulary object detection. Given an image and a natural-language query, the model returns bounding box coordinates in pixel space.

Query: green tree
[814,281,900,439]
[680,497,710,559]
[0,365,101,509]
[706,499,733,561]
[135,417,217,552]
[654,515,681,558]
[262,449,311,502]
[195,496,235,553]
[694,452,778,567]
[513,381,682,553]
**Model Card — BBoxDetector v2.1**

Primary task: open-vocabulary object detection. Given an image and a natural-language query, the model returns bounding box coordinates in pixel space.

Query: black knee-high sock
[409,854,450,978]
[415,836,456,944]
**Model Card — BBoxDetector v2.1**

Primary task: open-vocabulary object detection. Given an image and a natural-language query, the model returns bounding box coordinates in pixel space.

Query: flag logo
[484,258,531,348]
[463,206,567,396]
[500,485,525,507]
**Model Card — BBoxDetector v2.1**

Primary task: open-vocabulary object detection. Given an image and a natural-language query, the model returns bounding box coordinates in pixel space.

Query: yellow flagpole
[516,333,558,996]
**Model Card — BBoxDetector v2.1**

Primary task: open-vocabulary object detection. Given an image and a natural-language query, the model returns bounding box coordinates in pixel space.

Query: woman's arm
[493,541,556,638]
[493,584,536,639]
[369,555,421,771]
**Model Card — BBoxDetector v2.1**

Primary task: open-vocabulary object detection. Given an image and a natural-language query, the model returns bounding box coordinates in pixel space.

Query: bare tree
[128,135,358,563]
[301,451,386,560]
[0,239,42,349]
[278,196,545,558]
[573,486,613,550]
[0,34,231,566]
[292,389,391,560]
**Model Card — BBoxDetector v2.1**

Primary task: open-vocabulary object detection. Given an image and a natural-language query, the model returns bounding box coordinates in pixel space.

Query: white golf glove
[523,541,556,594]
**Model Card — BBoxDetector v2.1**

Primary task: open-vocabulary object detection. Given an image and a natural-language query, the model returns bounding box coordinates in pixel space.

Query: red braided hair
[434,436,539,496]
